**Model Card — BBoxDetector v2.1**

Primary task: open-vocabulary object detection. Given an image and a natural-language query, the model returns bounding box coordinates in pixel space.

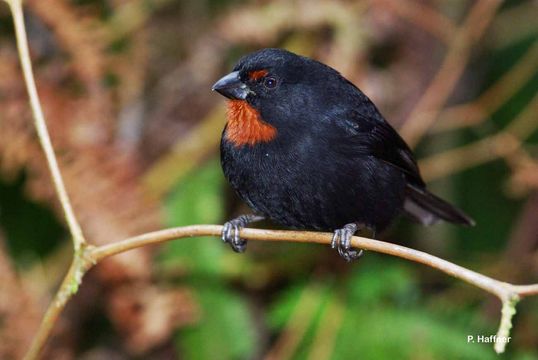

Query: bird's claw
[221,215,264,253]
[331,223,364,262]
[222,219,247,253]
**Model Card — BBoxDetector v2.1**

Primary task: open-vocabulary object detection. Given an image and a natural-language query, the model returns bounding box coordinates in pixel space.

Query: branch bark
[25,225,538,359]
[6,0,86,251]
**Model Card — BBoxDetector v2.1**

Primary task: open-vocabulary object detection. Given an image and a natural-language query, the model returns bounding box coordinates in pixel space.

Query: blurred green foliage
[269,260,504,360]
[454,34,538,252]
[161,159,227,275]
[163,160,258,359]
[177,285,258,360]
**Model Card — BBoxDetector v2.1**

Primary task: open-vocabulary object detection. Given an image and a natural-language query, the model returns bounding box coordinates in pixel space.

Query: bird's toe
[331,223,364,262]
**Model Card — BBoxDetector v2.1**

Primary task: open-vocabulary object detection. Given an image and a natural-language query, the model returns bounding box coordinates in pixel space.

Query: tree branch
[5,0,86,251]
[25,225,538,358]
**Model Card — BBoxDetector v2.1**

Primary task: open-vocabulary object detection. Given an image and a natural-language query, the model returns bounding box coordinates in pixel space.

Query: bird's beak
[212,71,250,100]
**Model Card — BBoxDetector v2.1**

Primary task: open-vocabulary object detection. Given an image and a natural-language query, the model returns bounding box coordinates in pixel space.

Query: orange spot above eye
[248,69,268,80]
[225,100,277,147]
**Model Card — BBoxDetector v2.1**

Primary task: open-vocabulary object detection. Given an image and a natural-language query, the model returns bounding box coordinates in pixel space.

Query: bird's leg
[331,222,373,262]
[222,214,265,253]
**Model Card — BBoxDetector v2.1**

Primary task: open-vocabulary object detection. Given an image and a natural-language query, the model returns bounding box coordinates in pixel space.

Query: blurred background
[0,0,537,359]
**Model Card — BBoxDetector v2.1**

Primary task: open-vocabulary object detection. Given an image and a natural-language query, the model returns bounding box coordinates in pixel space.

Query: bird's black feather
[216,48,475,234]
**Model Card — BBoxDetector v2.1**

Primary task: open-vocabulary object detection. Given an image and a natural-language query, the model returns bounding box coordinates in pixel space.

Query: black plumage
[214,48,474,259]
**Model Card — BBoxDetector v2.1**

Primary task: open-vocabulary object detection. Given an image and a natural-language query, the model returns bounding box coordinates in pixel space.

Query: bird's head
[212,48,346,147]
[213,48,306,102]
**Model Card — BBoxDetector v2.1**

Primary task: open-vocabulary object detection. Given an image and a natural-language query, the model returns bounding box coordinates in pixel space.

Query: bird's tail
[403,184,475,226]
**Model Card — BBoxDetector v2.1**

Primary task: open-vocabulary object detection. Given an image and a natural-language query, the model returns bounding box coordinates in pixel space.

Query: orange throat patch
[225,100,277,147]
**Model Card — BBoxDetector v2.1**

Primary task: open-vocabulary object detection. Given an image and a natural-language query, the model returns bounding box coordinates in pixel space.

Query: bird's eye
[263,77,277,89]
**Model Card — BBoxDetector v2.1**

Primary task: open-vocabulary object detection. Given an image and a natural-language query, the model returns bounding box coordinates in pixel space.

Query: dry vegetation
[0,0,537,359]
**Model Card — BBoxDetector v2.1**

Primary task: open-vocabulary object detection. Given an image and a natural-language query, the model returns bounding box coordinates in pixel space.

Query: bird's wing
[332,108,425,187]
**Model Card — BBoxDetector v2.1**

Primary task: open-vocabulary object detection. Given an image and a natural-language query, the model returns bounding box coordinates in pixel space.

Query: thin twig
[96,226,538,356]
[26,225,538,358]
[88,225,538,300]
[23,254,94,360]
[6,0,86,251]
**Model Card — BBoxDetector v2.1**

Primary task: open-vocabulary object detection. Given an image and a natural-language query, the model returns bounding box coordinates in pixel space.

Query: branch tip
[494,294,520,354]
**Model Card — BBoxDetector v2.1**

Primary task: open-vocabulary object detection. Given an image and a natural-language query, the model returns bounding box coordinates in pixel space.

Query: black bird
[212,48,474,261]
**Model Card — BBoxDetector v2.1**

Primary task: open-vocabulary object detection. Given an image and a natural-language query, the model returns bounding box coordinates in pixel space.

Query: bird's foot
[222,215,264,253]
[331,223,369,262]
